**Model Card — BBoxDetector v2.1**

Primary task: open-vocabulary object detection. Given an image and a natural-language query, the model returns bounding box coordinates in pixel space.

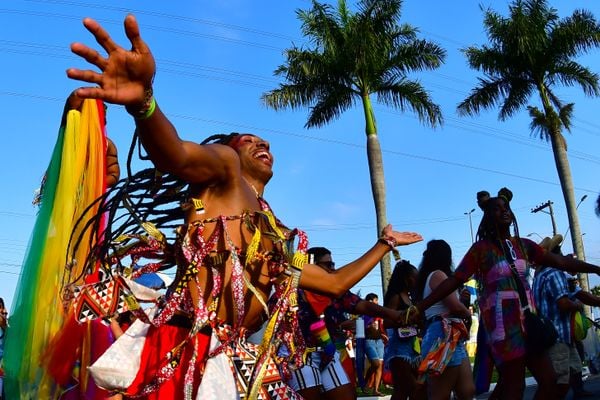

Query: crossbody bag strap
[500,240,530,310]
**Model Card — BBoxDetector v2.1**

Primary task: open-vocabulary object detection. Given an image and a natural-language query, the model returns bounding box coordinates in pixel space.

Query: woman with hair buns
[403,188,600,400]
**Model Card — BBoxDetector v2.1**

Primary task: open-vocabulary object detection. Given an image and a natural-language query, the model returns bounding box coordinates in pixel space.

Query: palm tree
[458,0,600,297]
[262,0,445,291]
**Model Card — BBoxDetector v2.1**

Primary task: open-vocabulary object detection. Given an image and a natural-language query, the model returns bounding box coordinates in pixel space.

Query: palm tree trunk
[538,84,590,316]
[548,128,590,313]
[361,93,391,293]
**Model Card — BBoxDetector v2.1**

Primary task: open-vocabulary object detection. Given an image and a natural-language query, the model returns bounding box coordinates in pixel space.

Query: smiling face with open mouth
[229,133,274,183]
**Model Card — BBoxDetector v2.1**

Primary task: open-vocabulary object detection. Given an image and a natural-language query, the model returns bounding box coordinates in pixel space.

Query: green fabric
[4,125,65,399]
[572,310,591,341]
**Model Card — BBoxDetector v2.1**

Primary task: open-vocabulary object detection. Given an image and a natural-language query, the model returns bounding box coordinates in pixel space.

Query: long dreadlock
[63,131,241,291]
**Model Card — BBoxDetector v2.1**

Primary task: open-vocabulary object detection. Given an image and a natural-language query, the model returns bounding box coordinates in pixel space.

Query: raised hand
[381,224,423,247]
[67,14,156,107]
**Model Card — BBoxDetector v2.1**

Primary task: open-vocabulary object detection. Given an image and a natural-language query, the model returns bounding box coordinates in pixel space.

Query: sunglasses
[505,239,517,261]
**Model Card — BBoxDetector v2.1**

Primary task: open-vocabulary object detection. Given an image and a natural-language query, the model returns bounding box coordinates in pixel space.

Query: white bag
[88,309,155,390]
[195,333,240,399]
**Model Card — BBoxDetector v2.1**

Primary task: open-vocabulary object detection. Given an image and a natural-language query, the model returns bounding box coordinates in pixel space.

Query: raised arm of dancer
[67,15,232,184]
[542,251,600,275]
[299,226,422,297]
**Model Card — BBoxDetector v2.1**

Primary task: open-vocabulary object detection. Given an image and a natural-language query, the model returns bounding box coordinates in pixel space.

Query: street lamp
[464,208,476,244]
[563,194,588,243]
[527,232,544,241]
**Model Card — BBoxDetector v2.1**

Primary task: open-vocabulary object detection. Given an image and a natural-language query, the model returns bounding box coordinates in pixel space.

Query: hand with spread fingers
[67,14,155,107]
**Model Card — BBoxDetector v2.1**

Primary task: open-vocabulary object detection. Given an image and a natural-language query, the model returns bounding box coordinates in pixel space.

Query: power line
[5,3,600,140]
[0,87,598,194]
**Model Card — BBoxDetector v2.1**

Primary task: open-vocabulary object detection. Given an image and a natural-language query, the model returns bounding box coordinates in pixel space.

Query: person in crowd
[383,260,425,400]
[532,234,584,399]
[363,293,388,396]
[405,188,600,400]
[345,330,355,360]
[67,15,423,398]
[414,240,474,400]
[566,274,600,398]
[290,247,407,400]
[0,298,6,400]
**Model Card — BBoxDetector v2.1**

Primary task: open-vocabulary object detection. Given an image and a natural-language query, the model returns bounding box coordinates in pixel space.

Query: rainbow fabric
[4,99,107,399]
[309,319,336,358]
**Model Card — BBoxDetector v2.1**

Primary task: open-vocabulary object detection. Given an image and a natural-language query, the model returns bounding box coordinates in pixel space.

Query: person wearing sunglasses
[289,247,403,400]
[403,188,600,400]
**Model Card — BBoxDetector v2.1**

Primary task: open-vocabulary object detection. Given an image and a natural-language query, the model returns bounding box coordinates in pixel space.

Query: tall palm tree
[458,0,600,296]
[262,0,445,291]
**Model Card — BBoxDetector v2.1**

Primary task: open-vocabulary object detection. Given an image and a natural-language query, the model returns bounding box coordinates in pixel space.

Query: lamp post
[563,194,588,243]
[464,208,476,244]
[527,232,544,241]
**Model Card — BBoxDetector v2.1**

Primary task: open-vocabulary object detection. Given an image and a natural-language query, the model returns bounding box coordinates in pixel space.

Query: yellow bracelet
[405,305,419,325]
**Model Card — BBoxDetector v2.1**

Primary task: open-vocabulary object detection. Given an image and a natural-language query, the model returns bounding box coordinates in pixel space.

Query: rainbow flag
[4,99,108,399]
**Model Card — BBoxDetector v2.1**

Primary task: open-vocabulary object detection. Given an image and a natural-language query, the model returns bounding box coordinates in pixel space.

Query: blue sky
[1,0,599,311]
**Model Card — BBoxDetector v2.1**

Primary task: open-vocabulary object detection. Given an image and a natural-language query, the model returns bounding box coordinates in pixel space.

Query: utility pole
[464,208,475,244]
[531,201,557,236]
[531,199,590,317]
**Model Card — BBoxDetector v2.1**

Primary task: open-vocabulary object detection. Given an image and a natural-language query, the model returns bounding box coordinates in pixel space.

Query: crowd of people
[3,13,600,400]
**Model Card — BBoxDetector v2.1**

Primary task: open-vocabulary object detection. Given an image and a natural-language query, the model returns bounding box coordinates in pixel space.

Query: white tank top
[423,271,455,320]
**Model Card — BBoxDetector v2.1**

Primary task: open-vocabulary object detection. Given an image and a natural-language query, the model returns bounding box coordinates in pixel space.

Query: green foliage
[458,0,600,141]
[591,285,600,298]
[262,0,446,129]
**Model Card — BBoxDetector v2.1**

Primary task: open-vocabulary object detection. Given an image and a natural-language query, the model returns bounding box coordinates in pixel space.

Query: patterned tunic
[454,237,545,364]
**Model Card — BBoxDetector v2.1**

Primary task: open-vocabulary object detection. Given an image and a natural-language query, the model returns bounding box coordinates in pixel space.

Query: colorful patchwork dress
[453,238,545,365]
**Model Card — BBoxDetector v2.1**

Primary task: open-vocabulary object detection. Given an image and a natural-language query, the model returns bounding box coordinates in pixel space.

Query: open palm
[67,15,156,106]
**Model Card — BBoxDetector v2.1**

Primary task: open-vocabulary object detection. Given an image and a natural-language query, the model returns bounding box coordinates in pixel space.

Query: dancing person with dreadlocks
[65,15,423,399]
[402,188,600,400]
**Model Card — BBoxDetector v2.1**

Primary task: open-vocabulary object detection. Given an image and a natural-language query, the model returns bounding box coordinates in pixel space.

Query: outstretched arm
[575,291,600,307]
[67,15,233,184]
[414,276,463,318]
[354,299,401,323]
[299,226,422,297]
[542,252,600,275]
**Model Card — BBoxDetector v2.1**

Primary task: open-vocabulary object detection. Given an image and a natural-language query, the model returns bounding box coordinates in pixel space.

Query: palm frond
[387,39,446,74]
[499,78,534,120]
[377,79,443,127]
[549,61,600,97]
[550,9,600,58]
[457,77,511,117]
[306,86,355,128]
[558,102,574,133]
[527,105,551,140]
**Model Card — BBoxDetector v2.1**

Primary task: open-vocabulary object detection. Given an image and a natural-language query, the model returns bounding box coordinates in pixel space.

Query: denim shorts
[384,328,421,368]
[421,320,467,368]
[365,338,385,361]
